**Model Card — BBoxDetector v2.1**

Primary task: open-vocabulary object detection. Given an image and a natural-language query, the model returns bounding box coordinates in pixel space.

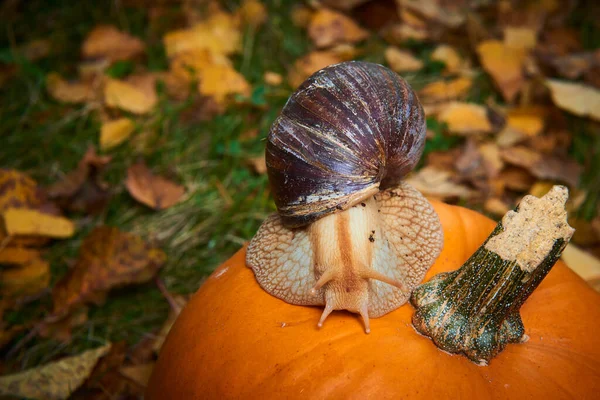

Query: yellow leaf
[0,344,111,400]
[384,47,423,72]
[198,64,251,104]
[104,79,157,114]
[419,77,472,103]
[504,108,545,137]
[238,0,267,27]
[0,256,50,298]
[430,44,463,73]
[308,8,369,48]
[437,102,493,135]
[46,73,96,104]
[545,80,600,122]
[163,11,241,58]
[476,40,527,102]
[3,208,75,238]
[504,27,537,50]
[100,118,135,150]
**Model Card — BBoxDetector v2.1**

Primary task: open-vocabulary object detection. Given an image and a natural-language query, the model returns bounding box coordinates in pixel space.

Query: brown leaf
[46,73,97,104]
[18,39,52,62]
[100,118,135,150]
[437,102,493,135]
[545,80,600,122]
[81,25,145,63]
[484,197,510,216]
[476,40,527,102]
[125,161,185,210]
[384,46,423,72]
[120,363,155,388]
[405,166,474,200]
[550,50,600,80]
[308,8,369,48]
[104,77,157,115]
[497,167,535,192]
[52,226,166,317]
[399,0,467,28]
[38,307,89,343]
[501,146,581,187]
[47,147,111,215]
[504,27,537,50]
[288,51,346,88]
[0,344,112,400]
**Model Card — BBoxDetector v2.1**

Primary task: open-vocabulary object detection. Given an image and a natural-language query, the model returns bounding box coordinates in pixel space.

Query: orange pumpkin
[146,200,600,399]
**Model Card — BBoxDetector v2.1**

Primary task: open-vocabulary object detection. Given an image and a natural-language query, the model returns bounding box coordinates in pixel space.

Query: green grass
[1,0,599,377]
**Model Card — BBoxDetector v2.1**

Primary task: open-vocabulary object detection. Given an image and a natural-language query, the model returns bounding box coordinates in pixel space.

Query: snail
[246,61,443,333]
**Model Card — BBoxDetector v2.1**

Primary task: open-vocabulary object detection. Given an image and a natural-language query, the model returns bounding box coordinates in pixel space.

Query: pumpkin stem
[411,186,574,366]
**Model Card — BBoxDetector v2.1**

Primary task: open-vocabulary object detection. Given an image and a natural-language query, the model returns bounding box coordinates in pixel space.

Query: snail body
[247,61,443,332]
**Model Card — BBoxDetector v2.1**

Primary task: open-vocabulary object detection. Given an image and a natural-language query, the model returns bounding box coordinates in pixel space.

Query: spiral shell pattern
[267,61,426,227]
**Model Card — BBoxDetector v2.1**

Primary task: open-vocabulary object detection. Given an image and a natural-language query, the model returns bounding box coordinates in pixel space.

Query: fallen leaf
[430,44,464,73]
[46,73,96,104]
[308,8,369,48]
[437,102,493,135]
[0,253,50,299]
[504,27,537,50]
[52,226,166,317]
[322,0,371,10]
[3,208,74,238]
[550,50,600,81]
[384,46,423,72]
[246,155,267,175]
[197,63,251,104]
[100,118,135,150]
[476,40,527,102]
[562,244,600,290]
[382,22,428,43]
[545,80,600,122]
[238,0,267,28]
[38,307,89,343]
[0,324,26,350]
[120,363,155,388]
[484,197,510,216]
[291,5,314,28]
[163,10,241,58]
[478,142,504,178]
[125,161,185,210]
[405,166,474,200]
[501,146,581,187]
[497,167,535,192]
[152,294,187,353]
[104,78,157,114]
[288,51,345,88]
[0,344,111,400]
[46,147,111,215]
[81,25,145,63]
[419,77,472,103]
[502,107,545,138]
[399,0,467,28]
[263,71,283,86]
[70,342,131,399]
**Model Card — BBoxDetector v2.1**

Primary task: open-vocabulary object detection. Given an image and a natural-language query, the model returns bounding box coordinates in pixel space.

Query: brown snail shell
[267,61,426,228]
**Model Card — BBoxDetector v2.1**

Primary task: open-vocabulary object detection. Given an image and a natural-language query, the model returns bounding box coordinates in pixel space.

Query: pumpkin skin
[146,201,600,399]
